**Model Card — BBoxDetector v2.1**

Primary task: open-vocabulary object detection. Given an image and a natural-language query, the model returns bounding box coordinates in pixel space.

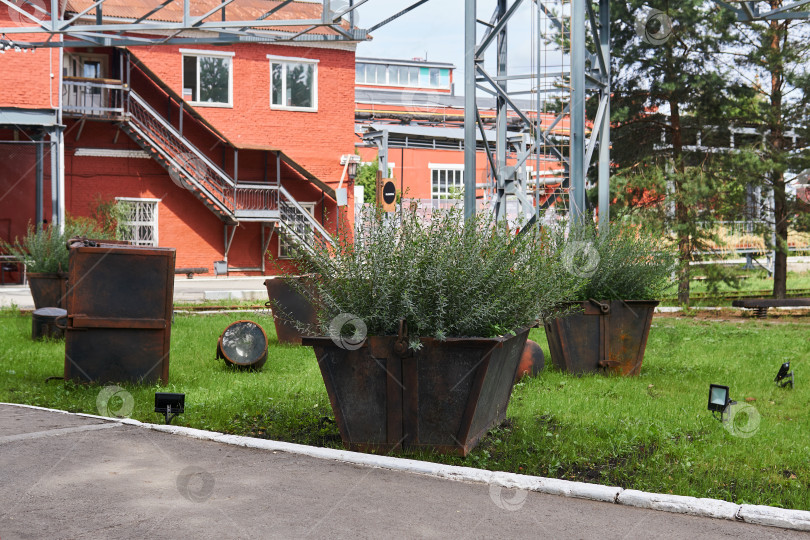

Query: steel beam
[464,0,477,219]
[0,0,369,46]
[598,0,610,230]
[569,0,586,220]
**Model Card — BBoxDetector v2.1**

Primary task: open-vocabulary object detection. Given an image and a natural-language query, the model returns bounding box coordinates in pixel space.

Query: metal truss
[712,1,810,21]
[463,0,611,227]
[0,0,370,48]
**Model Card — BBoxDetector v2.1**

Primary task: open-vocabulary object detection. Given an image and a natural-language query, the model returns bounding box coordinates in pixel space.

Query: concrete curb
[4,402,810,532]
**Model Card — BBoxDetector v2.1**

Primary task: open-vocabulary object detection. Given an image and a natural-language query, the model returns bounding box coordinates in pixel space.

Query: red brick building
[354,57,571,210]
[1,0,361,276]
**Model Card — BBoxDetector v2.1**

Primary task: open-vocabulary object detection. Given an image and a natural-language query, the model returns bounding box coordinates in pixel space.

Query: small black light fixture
[341,154,361,181]
[708,384,735,422]
[155,392,185,425]
[775,362,794,389]
[347,159,359,181]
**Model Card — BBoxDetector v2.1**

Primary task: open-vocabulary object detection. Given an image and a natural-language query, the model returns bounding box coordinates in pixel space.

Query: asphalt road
[0,405,803,540]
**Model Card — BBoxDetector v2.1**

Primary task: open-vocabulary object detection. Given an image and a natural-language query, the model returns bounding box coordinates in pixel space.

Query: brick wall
[0,10,60,109]
[132,42,357,189]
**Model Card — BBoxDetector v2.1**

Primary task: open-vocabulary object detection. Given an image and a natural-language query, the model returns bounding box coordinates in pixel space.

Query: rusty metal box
[64,243,176,384]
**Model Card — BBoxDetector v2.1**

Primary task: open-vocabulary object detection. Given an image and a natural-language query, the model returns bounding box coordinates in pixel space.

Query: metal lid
[32,307,67,317]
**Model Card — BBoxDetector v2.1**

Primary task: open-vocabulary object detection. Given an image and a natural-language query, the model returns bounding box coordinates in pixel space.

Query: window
[181,50,233,107]
[355,62,447,88]
[279,202,315,258]
[430,166,464,200]
[116,198,159,246]
[268,55,318,111]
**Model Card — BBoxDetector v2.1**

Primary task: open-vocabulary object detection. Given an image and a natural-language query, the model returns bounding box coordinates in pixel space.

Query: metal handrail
[278,184,335,248]
[128,91,235,189]
[123,88,331,251]
[62,79,126,117]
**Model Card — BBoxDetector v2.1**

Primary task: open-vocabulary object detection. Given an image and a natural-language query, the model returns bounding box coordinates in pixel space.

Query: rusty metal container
[302,328,529,456]
[63,243,176,384]
[216,320,269,370]
[544,300,658,376]
[264,276,318,344]
[28,272,68,309]
[32,307,67,340]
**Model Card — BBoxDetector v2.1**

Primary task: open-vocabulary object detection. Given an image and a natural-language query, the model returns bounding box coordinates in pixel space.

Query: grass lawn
[661,268,810,305]
[1,308,809,510]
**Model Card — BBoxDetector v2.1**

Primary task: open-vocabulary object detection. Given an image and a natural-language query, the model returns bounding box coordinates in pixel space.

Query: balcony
[62,77,126,120]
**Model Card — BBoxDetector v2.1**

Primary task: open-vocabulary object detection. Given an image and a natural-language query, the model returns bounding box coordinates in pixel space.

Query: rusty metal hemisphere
[217,320,269,370]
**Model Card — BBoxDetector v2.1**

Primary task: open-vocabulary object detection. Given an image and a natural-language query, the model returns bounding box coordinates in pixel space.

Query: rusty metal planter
[28,272,68,309]
[264,276,317,344]
[544,300,658,376]
[63,243,176,384]
[302,328,529,456]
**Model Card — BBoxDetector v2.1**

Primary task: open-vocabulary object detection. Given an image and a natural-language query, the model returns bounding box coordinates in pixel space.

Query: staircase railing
[62,78,126,119]
[278,185,334,251]
[123,88,334,249]
[127,91,236,216]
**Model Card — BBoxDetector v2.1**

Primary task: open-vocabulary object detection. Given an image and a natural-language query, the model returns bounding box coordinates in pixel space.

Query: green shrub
[285,206,583,345]
[554,218,676,301]
[1,219,112,274]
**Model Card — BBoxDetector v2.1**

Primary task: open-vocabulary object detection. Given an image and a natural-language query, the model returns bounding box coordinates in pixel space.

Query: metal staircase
[63,77,333,253]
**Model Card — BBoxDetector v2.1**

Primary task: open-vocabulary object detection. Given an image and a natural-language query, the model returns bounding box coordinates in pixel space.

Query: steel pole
[463,0,477,219]
[570,0,586,221]
[597,0,610,231]
[495,0,507,221]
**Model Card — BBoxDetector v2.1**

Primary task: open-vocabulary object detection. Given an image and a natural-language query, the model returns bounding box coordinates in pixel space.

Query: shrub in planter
[544,218,676,376]
[1,220,114,309]
[290,206,582,455]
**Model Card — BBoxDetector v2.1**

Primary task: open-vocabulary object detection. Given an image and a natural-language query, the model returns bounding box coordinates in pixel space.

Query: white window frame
[279,202,316,259]
[115,197,159,247]
[267,54,319,112]
[429,164,465,200]
[180,49,235,108]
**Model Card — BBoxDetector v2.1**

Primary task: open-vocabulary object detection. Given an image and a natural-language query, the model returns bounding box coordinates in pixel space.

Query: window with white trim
[430,166,464,200]
[279,202,315,258]
[268,55,318,111]
[116,198,159,246]
[181,49,234,107]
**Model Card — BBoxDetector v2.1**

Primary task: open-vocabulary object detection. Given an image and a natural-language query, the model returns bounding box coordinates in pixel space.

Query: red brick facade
[1,36,357,276]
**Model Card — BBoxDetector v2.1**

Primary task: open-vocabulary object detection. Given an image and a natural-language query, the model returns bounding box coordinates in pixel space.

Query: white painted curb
[737,504,810,531]
[3,402,809,531]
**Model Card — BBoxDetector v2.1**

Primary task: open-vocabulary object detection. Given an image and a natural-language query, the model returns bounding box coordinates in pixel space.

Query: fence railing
[235,185,279,212]
[62,78,126,119]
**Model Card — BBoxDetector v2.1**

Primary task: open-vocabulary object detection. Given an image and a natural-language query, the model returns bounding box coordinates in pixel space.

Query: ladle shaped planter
[544,300,658,376]
[303,328,529,456]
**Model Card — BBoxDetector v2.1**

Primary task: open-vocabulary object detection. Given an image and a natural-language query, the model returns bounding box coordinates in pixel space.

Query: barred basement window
[279,202,315,259]
[116,198,159,246]
[430,166,464,200]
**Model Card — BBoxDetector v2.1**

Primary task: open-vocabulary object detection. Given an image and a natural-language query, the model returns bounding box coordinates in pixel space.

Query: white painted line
[0,422,120,444]
[3,402,810,532]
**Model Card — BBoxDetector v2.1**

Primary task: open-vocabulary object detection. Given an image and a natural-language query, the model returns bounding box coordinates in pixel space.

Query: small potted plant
[1,218,117,309]
[544,218,675,376]
[291,206,582,456]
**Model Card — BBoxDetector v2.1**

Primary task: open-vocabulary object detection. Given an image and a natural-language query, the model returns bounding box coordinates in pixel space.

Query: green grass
[660,268,810,306]
[1,309,809,510]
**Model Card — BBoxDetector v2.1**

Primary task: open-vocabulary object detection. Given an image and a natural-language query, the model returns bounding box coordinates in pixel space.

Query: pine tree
[605,1,740,306]
[726,4,810,298]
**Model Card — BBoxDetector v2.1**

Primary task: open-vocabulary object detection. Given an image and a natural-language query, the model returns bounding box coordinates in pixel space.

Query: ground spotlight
[708,384,735,422]
[155,392,185,424]
[775,362,794,389]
